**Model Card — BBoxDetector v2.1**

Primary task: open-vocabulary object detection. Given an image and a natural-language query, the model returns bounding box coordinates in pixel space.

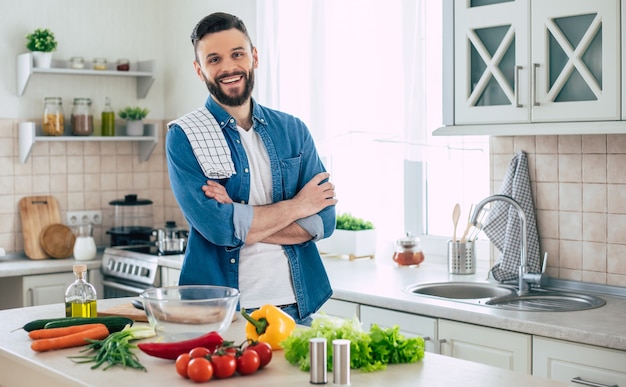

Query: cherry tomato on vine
[248,341,273,368]
[189,346,212,358]
[211,354,237,379]
[175,353,191,378]
[237,348,260,375]
[187,357,213,383]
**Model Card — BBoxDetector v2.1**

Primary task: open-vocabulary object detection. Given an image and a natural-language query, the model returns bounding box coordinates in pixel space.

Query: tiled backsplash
[491,135,626,287]
[0,118,186,252]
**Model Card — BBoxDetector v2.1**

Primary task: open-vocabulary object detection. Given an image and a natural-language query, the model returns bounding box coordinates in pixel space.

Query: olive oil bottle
[65,264,97,318]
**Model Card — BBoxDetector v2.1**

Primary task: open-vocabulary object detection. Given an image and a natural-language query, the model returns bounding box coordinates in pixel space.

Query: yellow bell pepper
[241,304,296,350]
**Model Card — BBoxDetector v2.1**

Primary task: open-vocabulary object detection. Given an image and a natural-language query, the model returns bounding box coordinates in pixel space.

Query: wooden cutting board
[19,196,62,259]
[98,303,149,322]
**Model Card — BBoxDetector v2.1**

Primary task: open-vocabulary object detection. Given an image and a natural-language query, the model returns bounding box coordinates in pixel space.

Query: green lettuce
[281,314,425,373]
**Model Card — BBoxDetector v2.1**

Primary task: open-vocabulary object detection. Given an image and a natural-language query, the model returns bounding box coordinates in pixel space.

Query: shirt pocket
[281,155,302,199]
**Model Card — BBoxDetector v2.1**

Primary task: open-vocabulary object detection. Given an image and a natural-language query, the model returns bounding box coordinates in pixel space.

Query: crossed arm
[202,172,337,245]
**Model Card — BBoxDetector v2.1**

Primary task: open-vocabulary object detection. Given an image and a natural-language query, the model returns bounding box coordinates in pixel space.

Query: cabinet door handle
[532,63,540,106]
[514,65,522,108]
[438,339,447,344]
[571,376,618,387]
[422,336,431,342]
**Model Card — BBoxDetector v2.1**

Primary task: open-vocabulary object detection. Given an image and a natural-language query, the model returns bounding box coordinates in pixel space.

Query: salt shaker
[332,339,350,385]
[309,338,327,384]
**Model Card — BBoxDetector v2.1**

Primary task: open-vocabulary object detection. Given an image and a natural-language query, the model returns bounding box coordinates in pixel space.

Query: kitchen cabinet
[18,121,159,164]
[22,272,75,307]
[360,305,438,353]
[16,53,156,98]
[438,0,621,135]
[318,298,360,320]
[438,319,532,374]
[160,267,181,287]
[533,336,626,386]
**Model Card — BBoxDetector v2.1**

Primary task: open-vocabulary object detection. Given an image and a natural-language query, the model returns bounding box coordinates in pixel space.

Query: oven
[101,245,164,298]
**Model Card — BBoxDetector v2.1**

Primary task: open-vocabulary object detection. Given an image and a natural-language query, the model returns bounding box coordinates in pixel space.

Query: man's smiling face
[194,28,258,107]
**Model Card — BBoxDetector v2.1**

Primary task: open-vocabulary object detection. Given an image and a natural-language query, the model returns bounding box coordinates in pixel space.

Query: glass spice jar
[71,98,94,136]
[69,57,84,69]
[42,97,64,136]
[93,57,107,70]
[116,59,130,71]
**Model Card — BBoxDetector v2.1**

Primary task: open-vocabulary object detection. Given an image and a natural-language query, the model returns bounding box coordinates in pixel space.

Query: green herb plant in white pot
[25,28,58,68]
[316,213,376,260]
[119,106,149,136]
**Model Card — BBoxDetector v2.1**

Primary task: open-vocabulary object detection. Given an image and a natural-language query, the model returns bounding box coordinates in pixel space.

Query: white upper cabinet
[454,0,530,124]
[440,0,622,135]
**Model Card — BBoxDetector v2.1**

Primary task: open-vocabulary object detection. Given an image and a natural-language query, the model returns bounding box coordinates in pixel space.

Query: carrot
[30,324,110,352]
[29,323,107,340]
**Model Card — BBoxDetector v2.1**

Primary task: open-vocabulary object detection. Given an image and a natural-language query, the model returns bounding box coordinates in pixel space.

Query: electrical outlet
[67,210,102,226]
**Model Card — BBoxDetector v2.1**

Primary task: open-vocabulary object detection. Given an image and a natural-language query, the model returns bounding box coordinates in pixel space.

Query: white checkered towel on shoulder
[168,107,236,179]
[482,151,541,281]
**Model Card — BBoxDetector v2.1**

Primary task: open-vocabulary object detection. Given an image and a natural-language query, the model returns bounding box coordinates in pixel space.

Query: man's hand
[291,172,337,217]
[202,180,233,204]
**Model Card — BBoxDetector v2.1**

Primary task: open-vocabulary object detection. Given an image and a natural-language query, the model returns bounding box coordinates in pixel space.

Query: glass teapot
[392,232,425,266]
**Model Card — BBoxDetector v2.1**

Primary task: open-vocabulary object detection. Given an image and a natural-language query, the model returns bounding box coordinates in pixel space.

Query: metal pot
[157,237,186,255]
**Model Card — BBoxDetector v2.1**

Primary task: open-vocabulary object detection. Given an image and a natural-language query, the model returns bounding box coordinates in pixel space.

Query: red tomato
[189,346,211,358]
[210,354,237,379]
[187,357,213,383]
[175,353,191,378]
[237,348,260,375]
[248,341,273,368]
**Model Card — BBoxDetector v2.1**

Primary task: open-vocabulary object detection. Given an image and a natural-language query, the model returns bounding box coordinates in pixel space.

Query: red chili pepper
[137,331,225,360]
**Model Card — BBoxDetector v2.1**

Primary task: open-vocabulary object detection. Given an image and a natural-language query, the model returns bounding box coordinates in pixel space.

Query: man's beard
[204,70,255,107]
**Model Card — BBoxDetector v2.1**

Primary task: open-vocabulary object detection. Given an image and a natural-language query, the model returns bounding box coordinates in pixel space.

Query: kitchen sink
[405,282,517,300]
[403,282,606,312]
[485,290,606,312]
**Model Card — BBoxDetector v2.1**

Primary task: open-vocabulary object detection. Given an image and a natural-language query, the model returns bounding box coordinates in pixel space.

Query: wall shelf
[16,53,156,98]
[18,122,159,164]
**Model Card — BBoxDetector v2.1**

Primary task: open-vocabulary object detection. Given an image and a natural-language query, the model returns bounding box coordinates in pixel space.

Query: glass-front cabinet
[452,0,620,126]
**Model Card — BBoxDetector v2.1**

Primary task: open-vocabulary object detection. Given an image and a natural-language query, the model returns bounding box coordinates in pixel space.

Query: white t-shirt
[236,125,297,308]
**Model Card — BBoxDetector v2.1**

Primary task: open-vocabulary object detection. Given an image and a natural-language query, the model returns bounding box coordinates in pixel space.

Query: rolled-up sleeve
[296,214,324,242]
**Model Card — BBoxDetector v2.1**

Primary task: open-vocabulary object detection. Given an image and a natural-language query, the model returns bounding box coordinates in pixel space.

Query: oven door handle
[102,279,151,295]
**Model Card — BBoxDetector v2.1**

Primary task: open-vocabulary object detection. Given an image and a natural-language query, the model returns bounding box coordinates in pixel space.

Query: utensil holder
[448,240,476,274]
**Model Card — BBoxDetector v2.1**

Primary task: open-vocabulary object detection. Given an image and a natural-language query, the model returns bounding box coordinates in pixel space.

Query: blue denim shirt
[166,96,335,321]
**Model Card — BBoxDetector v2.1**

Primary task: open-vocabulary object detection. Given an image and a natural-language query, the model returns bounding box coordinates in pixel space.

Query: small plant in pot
[119,106,149,136]
[25,28,58,68]
[316,213,376,260]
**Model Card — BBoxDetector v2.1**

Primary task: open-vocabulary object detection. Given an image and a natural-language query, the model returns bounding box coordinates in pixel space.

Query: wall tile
[536,135,557,154]
[607,184,626,214]
[582,154,606,183]
[535,154,558,181]
[607,154,626,183]
[558,154,581,182]
[558,135,582,153]
[558,183,581,211]
[582,241,607,272]
[581,134,606,154]
[582,212,606,243]
[583,184,607,213]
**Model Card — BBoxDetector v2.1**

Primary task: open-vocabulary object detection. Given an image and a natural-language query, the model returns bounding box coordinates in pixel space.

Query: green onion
[69,324,155,371]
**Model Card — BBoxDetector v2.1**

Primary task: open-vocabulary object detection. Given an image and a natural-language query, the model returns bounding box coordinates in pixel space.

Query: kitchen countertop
[319,257,626,351]
[0,298,567,387]
[3,250,626,351]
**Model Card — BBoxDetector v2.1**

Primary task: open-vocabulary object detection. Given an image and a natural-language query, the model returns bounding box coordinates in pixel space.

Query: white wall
[0,0,257,120]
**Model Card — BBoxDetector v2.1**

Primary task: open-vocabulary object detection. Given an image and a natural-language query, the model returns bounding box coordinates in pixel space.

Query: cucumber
[21,317,72,332]
[43,316,134,333]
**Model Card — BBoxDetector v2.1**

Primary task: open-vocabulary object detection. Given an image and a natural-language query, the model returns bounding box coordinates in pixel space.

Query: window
[256,1,489,257]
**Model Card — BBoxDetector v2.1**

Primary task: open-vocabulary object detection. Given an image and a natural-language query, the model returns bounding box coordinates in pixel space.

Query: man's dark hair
[191,12,253,58]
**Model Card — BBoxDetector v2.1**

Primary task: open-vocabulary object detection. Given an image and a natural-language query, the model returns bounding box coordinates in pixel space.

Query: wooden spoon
[452,203,461,243]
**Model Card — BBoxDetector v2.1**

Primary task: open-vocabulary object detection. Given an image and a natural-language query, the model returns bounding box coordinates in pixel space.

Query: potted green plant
[316,213,376,260]
[25,28,58,68]
[118,106,150,136]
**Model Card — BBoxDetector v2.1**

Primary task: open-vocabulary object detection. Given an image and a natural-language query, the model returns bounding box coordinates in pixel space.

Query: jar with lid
[116,59,130,71]
[93,57,107,70]
[392,232,425,267]
[69,56,84,69]
[42,97,64,136]
[71,97,94,136]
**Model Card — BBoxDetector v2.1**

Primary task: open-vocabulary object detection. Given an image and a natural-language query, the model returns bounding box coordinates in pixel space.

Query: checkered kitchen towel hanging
[482,151,541,281]
[168,107,236,179]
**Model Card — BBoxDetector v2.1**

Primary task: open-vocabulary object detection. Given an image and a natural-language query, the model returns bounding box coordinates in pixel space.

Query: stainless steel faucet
[471,194,543,295]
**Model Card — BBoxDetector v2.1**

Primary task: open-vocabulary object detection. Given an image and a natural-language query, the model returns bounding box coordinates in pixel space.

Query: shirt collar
[205,95,268,130]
